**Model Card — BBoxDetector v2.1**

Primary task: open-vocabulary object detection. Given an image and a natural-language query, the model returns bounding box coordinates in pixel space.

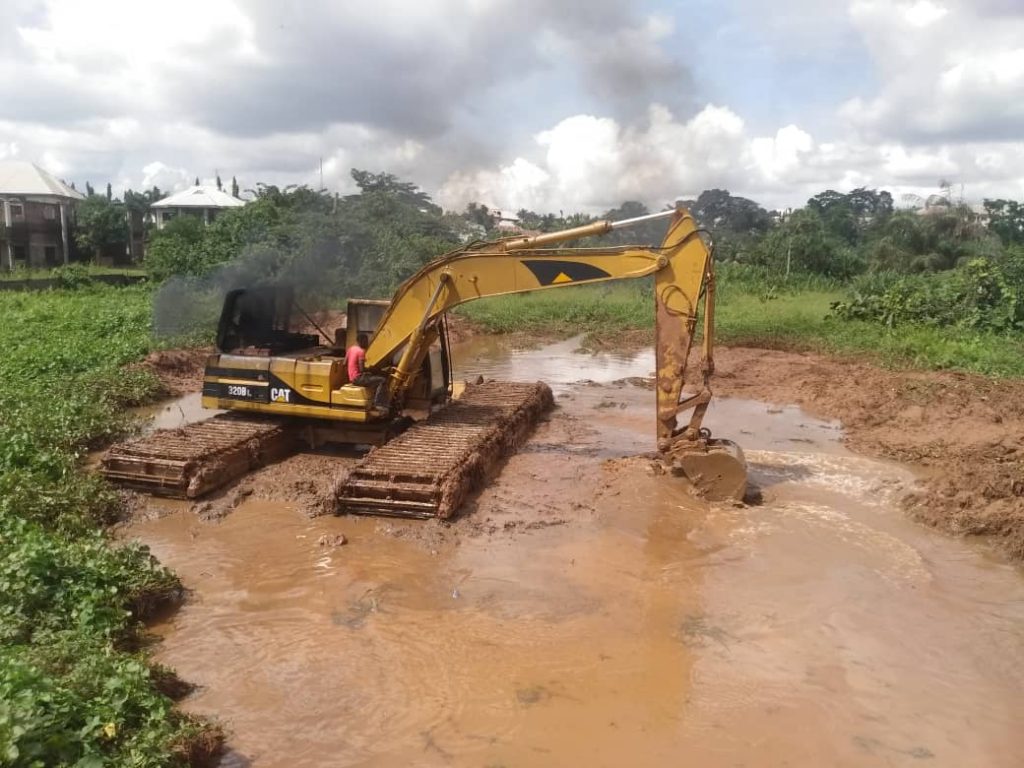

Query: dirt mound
[141,348,211,396]
[712,347,1024,560]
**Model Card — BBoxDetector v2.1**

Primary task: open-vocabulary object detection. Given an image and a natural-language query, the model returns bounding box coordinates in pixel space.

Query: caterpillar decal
[521,259,612,286]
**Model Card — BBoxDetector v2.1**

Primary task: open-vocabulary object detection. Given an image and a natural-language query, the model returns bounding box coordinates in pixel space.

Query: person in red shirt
[347,333,388,408]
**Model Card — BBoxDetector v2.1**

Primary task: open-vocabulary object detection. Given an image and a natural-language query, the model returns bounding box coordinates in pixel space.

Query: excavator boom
[351,205,746,503]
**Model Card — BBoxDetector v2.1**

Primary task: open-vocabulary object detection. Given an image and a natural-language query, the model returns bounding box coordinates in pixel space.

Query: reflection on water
[139,391,221,432]
[128,335,1024,767]
[453,334,655,393]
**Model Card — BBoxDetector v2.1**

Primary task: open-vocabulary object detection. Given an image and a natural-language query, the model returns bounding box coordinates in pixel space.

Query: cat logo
[271,387,292,403]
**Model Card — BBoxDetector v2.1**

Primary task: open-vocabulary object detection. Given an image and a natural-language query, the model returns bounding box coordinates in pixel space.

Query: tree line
[75,168,1024,333]
[71,176,240,263]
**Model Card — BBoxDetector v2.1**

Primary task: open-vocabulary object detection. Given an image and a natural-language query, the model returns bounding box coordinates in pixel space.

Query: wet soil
[709,347,1024,560]
[140,347,212,396]
[124,336,1024,767]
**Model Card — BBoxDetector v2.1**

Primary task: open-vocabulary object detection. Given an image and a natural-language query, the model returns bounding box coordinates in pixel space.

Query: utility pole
[319,157,324,192]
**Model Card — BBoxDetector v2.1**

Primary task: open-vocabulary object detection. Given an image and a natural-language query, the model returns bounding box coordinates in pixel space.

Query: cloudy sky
[1,0,1023,212]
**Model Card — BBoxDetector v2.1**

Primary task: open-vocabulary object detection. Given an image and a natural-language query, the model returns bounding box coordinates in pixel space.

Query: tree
[216,174,223,191]
[683,189,771,235]
[129,184,165,241]
[349,169,439,214]
[74,196,126,262]
[463,202,495,230]
[808,187,894,245]
[194,176,200,186]
[145,216,209,281]
[85,181,95,197]
[864,205,996,273]
[231,176,239,198]
[106,182,112,201]
[983,199,1024,245]
[752,208,863,278]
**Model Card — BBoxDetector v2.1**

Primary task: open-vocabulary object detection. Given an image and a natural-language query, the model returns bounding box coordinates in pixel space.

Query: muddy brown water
[125,337,1024,767]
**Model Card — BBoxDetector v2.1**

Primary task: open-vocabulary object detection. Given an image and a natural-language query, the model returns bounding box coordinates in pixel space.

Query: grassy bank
[0,285,218,766]
[0,264,147,283]
[456,279,1024,378]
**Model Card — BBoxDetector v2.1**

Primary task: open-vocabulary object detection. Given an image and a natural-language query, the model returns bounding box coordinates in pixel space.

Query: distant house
[150,185,245,229]
[0,161,85,269]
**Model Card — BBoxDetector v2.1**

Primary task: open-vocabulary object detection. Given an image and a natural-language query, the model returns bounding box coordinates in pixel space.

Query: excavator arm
[366,206,723,455]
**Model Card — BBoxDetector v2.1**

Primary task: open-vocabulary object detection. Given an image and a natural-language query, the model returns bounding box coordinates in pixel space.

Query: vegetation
[833,251,1024,333]
[0,264,145,284]
[74,196,130,262]
[135,171,1024,376]
[146,173,458,292]
[0,285,218,766]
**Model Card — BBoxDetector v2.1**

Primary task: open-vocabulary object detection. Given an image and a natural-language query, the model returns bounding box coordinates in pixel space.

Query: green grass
[0,264,147,282]
[457,281,1024,377]
[0,285,219,766]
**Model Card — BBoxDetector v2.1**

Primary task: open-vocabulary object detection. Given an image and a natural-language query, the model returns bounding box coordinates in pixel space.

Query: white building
[0,161,84,269]
[150,185,245,229]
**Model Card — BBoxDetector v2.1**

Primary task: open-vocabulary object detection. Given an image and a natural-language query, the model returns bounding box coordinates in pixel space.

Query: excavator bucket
[664,438,747,502]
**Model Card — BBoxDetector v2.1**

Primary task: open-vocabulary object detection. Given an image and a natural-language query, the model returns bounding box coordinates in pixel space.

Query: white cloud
[844,0,1024,141]
[439,102,1024,212]
[902,0,948,27]
[140,161,193,192]
[749,125,815,182]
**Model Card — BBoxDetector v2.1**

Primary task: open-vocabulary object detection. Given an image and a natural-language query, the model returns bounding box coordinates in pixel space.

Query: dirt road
[124,335,1024,766]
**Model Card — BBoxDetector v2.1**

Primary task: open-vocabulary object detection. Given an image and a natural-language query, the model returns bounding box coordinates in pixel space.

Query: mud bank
[125,336,1024,767]
[710,347,1024,560]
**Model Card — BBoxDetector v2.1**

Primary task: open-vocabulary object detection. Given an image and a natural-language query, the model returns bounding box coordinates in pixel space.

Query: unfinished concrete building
[0,161,85,270]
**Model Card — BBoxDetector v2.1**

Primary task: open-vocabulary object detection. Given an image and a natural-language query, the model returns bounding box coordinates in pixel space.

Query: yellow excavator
[103,206,746,517]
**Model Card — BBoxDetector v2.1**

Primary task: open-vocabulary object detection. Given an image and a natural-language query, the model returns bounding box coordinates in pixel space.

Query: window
[9,204,23,218]
[162,210,176,223]
[43,205,57,220]
[44,246,57,264]
[12,245,26,263]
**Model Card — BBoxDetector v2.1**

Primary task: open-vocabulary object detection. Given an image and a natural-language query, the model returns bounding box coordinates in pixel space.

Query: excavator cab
[201,287,452,438]
[340,298,451,412]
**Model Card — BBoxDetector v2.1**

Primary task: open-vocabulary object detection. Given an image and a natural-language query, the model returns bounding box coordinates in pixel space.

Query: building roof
[151,185,246,209]
[0,161,85,200]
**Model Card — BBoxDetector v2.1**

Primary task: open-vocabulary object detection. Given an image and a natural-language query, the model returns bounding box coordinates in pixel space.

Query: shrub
[0,285,217,765]
[832,250,1024,332]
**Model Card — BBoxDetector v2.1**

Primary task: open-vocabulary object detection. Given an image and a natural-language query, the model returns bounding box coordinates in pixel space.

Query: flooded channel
[126,337,1024,767]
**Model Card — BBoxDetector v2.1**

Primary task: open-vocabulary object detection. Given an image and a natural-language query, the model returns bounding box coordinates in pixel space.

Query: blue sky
[682,1,877,135]
[0,0,1022,211]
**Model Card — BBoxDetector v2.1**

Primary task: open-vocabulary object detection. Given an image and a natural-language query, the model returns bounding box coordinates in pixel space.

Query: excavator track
[336,381,554,519]
[100,414,301,498]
